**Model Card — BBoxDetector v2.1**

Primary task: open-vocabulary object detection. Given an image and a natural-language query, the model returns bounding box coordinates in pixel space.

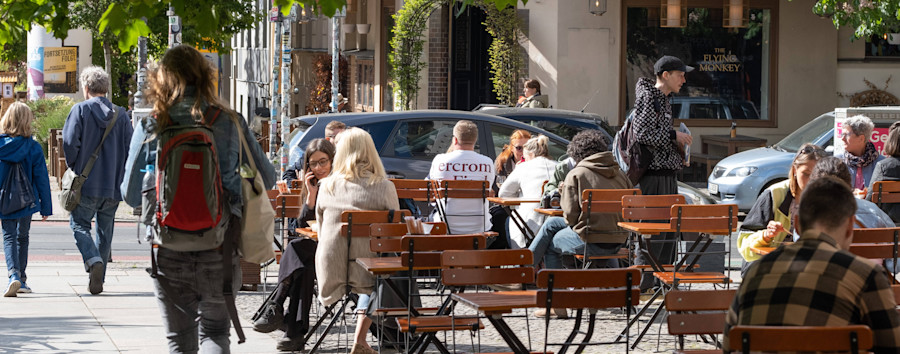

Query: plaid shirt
[724,230,900,353]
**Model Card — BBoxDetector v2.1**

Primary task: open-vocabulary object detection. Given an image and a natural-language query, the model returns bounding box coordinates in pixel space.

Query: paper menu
[680,122,691,165]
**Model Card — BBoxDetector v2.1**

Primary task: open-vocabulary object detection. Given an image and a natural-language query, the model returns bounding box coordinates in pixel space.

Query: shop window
[866,34,900,58]
[355,60,375,112]
[625,0,777,127]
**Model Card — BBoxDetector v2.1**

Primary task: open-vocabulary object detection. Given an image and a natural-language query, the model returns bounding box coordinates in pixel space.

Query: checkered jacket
[724,230,900,353]
[631,77,683,171]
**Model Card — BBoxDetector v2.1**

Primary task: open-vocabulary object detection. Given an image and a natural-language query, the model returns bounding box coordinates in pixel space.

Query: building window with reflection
[625,0,777,126]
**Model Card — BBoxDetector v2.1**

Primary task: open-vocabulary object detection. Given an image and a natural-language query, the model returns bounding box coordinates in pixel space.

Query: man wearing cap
[631,55,694,290]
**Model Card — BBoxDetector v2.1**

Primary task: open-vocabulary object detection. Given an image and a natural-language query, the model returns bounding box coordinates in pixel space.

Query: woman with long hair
[121,44,275,351]
[494,129,532,180]
[315,127,399,354]
[0,102,52,297]
[254,138,335,351]
[737,143,826,273]
[498,135,557,248]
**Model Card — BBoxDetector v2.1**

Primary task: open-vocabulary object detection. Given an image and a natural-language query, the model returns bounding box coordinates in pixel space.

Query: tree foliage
[808,0,900,40]
[388,0,448,110]
[479,1,524,106]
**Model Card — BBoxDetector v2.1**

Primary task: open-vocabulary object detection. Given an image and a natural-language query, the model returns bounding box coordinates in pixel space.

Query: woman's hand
[762,221,785,243]
[304,171,318,207]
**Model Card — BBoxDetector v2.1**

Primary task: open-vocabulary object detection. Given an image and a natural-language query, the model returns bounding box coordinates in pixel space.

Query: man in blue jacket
[62,66,133,295]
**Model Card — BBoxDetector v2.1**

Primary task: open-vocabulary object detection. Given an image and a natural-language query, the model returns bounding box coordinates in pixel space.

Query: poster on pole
[43,47,78,93]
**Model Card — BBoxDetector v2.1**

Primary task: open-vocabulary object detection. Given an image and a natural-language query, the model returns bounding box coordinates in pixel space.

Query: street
[14,221,150,262]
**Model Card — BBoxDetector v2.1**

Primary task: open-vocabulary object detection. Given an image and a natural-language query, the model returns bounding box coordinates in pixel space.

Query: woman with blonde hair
[498,135,557,248]
[0,102,52,297]
[315,127,399,354]
[121,44,275,351]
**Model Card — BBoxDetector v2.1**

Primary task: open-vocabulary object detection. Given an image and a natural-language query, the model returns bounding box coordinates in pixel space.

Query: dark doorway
[450,4,498,110]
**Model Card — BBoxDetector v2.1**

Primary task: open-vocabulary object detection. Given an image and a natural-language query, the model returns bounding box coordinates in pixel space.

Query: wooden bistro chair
[536,268,641,354]
[441,249,535,353]
[574,189,641,269]
[307,209,411,354]
[391,178,434,203]
[872,181,900,222]
[726,325,873,354]
[620,194,689,287]
[431,180,491,235]
[665,289,737,353]
[848,227,900,282]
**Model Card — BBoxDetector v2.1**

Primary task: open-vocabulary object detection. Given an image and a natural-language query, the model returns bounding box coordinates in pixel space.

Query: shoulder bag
[59,106,119,211]
[230,113,276,264]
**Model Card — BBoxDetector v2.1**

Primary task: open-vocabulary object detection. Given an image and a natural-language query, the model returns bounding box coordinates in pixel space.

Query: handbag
[231,114,276,264]
[59,107,119,211]
[0,161,35,215]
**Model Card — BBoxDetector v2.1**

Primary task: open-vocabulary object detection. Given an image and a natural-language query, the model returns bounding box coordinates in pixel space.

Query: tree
[808,0,900,40]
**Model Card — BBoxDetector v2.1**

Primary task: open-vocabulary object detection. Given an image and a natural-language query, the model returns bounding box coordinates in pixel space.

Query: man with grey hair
[62,66,133,295]
[838,114,884,195]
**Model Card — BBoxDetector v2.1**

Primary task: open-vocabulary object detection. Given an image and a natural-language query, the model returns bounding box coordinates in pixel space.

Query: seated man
[529,129,632,270]
[428,120,495,234]
[724,177,900,353]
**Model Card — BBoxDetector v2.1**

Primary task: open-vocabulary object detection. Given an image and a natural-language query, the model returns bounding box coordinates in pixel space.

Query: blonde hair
[326,127,386,191]
[0,102,34,137]
[524,135,549,158]
[453,120,478,144]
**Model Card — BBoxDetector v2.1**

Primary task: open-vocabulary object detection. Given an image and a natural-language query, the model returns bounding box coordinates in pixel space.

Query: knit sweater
[314,176,399,306]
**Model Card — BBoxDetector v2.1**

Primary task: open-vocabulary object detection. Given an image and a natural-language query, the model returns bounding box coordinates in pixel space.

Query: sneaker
[17,283,32,294]
[253,302,284,333]
[5,279,20,297]
[487,283,523,292]
[534,307,569,319]
[276,333,305,352]
[88,263,104,295]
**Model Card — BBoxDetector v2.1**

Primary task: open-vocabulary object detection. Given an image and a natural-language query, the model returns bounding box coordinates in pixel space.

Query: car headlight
[726,166,758,177]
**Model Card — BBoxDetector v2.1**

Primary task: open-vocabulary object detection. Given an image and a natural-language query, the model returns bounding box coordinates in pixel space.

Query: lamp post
[331,7,346,113]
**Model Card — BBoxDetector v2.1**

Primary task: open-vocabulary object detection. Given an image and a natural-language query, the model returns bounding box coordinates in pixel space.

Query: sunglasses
[308,158,331,169]
[798,145,825,157]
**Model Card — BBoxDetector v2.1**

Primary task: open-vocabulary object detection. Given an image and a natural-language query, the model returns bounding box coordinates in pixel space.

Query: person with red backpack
[121,45,275,352]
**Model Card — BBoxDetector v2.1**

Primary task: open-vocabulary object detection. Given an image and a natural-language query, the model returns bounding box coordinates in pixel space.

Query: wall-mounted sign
[699,48,743,72]
[2,83,13,98]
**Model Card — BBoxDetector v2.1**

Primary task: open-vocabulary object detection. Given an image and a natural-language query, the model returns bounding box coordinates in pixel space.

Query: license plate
[708,183,719,195]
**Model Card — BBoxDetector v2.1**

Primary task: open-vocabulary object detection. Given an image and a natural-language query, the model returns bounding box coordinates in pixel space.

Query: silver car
[707,112,836,211]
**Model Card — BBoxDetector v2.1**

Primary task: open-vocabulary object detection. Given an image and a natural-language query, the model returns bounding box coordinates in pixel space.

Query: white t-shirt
[428,150,495,234]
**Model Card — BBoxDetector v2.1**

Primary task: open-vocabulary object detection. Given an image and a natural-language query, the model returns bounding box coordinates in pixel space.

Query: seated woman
[737,144,826,275]
[867,121,900,224]
[810,156,893,230]
[840,115,885,195]
[516,79,548,108]
[489,129,531,249]
[498,135,557,248]
[254,138,335,352]
[526,130,631,317]
[315,127,399,354]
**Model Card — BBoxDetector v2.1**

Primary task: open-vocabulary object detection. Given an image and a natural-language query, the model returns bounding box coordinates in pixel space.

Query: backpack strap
[221,216,246,343]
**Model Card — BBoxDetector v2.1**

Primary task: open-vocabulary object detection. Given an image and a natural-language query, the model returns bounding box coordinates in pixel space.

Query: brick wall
[427,6,449,109]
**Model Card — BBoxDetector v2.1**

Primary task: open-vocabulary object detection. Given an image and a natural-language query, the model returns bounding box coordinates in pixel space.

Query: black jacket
[866,156,900,224]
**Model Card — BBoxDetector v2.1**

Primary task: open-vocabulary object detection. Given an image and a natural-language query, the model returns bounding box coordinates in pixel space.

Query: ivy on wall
[479,1,524,106]
[389,0,447,111]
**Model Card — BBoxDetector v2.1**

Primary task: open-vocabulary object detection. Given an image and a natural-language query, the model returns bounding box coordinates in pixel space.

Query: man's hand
[675,131,693,146]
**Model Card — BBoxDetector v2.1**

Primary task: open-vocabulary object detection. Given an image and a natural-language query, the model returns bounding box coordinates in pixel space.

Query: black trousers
[275,238,317,338]
[635,173,678,290]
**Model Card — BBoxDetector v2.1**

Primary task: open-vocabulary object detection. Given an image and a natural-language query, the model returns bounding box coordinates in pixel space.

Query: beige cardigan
[314,176,399,306]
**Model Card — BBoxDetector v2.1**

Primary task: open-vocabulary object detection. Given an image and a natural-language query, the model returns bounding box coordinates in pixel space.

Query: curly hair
[568,129,609,163]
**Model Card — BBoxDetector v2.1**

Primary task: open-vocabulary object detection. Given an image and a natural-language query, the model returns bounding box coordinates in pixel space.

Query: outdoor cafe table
[701,134,768,156]
[534,207,563,217]
[452,290,539,353]
[750,246,776,256]
[488,197,542,243]
[296,227,318,240]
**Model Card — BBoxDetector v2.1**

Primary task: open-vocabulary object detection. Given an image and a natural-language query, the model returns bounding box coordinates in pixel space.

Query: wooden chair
[431,179,492,235]
[621,195,691,274]
[653,204,738,287]
[726,325,873,354]
[289,179,303,188]
[665,289,736,353]
[574,189,641,269]
[307,209,411,354]
[274,194,302,248]
[390,179,434,202]
[536,268,640,354]
[872,181,900,221]
[849,227,900,280]
[395,235,488,353]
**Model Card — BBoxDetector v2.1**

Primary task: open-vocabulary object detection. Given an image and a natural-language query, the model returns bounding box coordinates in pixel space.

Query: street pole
[269,6,282,160]
[331,16,340,112]
[280,6,294,177]
[167,6,182,48]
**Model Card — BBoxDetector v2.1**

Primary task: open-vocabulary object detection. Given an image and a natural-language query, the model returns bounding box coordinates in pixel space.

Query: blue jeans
[70,195,119,279]
[528,217,620,269]
[3,216,32,282]
[154,247,240,354]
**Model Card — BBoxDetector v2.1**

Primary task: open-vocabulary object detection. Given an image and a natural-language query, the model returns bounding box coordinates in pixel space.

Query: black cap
[654,55,694,75]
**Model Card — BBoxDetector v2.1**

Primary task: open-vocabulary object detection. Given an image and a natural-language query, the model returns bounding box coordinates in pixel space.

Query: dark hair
[810,156,851,186]
[884,121,900,158]
[567,129,609,163]
[798,176,857,232]
[525,79,541,95]
[303,138,336,174]
[789,143,828,197]
[146,45,222,131]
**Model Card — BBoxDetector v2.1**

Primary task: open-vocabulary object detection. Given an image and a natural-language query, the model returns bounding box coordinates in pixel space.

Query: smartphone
[310,177,319,185]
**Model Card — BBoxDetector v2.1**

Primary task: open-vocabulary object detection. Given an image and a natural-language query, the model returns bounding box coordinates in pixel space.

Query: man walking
[631,55,694,290]
[62,66,133,295]
[724,177,900,353]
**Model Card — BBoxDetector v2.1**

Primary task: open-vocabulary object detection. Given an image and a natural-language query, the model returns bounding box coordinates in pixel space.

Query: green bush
[28,96,74,159]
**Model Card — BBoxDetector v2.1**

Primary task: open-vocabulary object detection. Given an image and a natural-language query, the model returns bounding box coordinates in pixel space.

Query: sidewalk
[0,261,278,353]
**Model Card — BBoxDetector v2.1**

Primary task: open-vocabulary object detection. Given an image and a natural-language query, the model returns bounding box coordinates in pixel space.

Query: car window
[774,113,834,153]
[671,103,683,118]
[518,119,581,141]
[728,101,760,119]
[690,103,726,119]
[356,120,396,151]
[488,123,567,161]
[392,120,478,159]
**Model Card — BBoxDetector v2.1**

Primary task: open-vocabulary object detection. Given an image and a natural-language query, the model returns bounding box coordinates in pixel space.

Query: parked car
[707,110,900,211]
[624,97,761,121]
[475,107,616,142]
[286,110,713,204]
